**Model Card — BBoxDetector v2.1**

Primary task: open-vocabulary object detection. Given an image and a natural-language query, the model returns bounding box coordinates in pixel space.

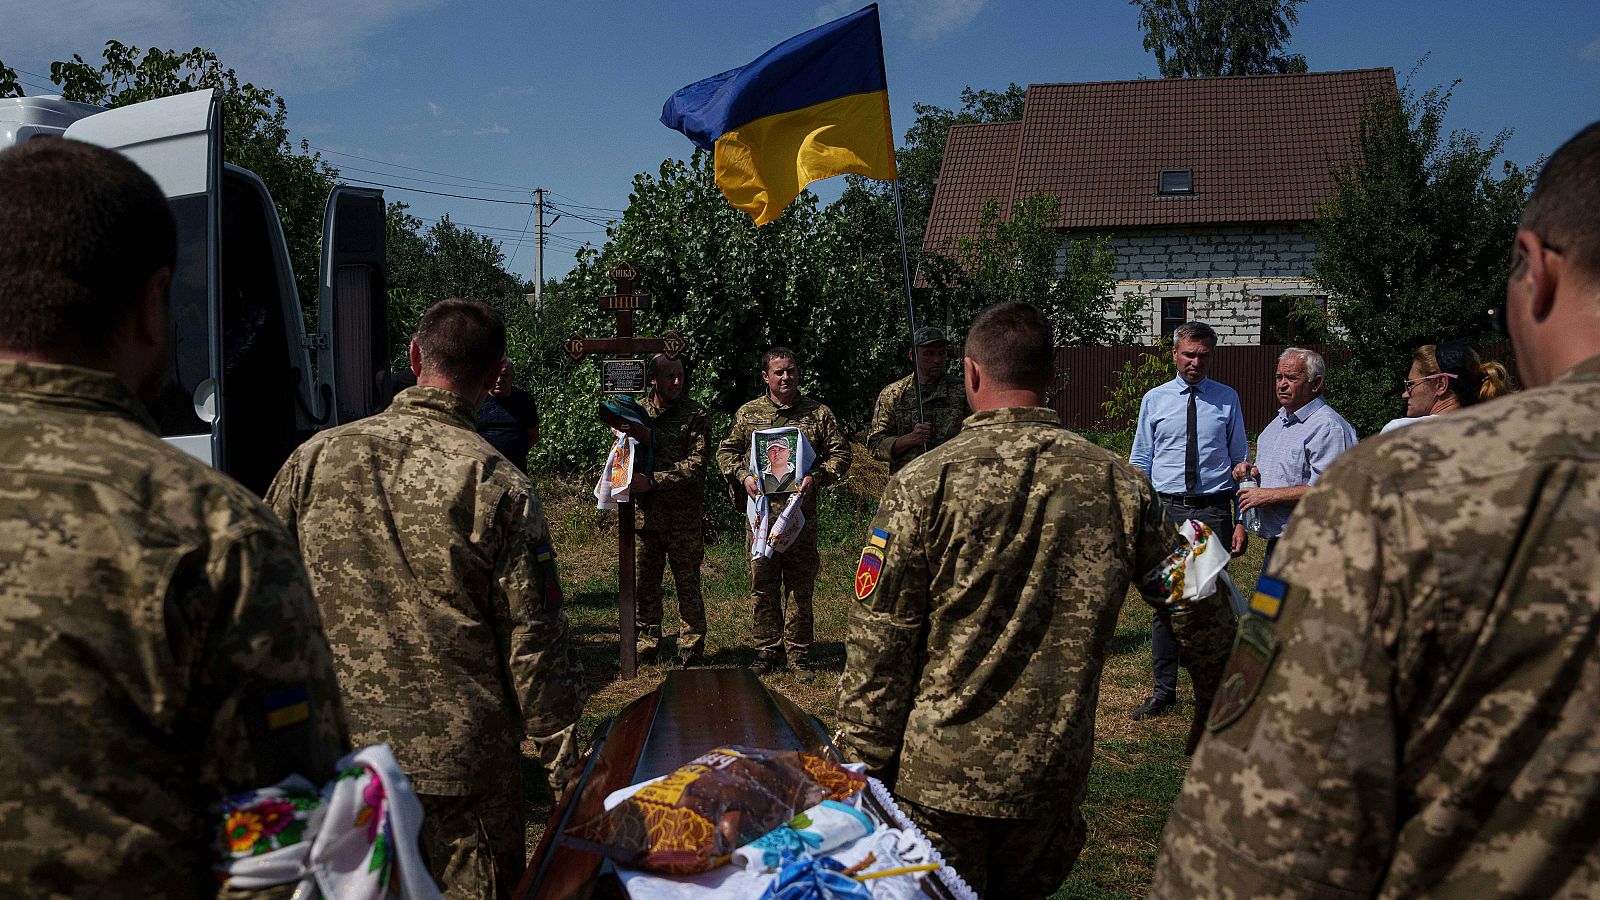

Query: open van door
[63,90,223,467]
[315,186,389,426]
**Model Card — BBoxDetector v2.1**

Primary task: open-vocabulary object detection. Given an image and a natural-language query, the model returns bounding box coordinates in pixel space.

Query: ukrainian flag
[660,4,897,226]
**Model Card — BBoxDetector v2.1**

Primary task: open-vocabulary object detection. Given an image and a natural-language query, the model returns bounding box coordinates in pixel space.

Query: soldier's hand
[743,475,760,499]
[909,422,934,444]
[630,474,652,494]
[799,475,816,497]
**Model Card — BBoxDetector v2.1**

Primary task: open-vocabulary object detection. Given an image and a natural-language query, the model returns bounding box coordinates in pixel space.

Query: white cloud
[894,0,990,42]
[427,101,440,116]
[7,0,450,92]
[472,122,510,135]
[814,0,991,43]
[1580,37,1600,62]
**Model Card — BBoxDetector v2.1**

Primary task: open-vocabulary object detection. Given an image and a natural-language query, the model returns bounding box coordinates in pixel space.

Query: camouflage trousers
[897,795,1085,899]
[749,522,819,665]
[636,526,707,660]
[417,789,525,900]
[531,722,582,795]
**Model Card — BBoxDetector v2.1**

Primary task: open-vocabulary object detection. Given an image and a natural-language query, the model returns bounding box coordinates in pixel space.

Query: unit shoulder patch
[1207,615,1280,733]
[854,547,885,601]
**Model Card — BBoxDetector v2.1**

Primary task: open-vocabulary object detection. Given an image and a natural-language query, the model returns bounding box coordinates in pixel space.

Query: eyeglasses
[1493,237,1566,335]
[1402,373,1456,393]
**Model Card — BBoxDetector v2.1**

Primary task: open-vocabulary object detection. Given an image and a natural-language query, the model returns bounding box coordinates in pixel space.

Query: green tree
[834,83,1027,269]
[45,42,338,311]
[1312,82,1534,434]
[0,61,20,98]
[922,194,1143,346]
[385,203,533,367]
[1131,0,1309,77]
[547,150,903,476]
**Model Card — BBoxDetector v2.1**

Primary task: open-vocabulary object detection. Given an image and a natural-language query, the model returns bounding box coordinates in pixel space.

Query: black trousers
[1150,497,1236,703]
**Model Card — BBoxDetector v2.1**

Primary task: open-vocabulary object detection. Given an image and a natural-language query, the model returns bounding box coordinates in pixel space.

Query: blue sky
[5,1,1596,283]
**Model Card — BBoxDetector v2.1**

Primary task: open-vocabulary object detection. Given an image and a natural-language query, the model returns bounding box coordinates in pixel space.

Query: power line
[309,145,537,191]
[13,75,57,94]
[414,216,602,236]
[328,163,535,194]
[548,190,626,213]
[338,176,537,205]
[505,201,537,267]
[545,204,614,229]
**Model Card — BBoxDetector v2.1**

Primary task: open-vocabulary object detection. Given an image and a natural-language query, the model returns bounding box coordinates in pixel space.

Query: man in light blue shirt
[1238,348,1357,568]
[1128,322,1248,720]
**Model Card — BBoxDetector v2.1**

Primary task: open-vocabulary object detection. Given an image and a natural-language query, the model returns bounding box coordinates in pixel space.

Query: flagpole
[890,178,926,424]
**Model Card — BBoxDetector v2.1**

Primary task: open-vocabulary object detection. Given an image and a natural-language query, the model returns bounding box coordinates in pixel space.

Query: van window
[149,193,210,438]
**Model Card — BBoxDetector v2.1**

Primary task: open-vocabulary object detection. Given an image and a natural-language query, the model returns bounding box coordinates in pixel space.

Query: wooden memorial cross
[564,260,683,680]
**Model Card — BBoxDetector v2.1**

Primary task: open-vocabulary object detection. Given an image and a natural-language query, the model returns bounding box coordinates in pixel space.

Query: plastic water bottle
[1239,476,1263,535]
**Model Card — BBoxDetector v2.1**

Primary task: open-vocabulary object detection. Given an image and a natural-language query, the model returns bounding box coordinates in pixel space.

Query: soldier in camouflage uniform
[836,302,1235,898]
[632,354,712,666]
[0,138,350,897]
[865,325,968,475]
[1153,121,1600,898]
[268,299,586,900]
[716,347,851,681]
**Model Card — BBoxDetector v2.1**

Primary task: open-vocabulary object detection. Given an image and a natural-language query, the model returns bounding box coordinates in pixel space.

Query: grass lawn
[523,457,1267,898]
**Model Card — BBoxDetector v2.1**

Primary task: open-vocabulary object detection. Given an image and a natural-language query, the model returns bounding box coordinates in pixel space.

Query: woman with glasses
[1380,340,1514,434]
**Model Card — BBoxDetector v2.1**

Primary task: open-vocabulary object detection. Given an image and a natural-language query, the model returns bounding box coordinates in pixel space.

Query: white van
[0,88,389,494]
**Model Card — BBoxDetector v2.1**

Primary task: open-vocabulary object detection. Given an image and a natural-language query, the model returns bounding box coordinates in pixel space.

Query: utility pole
[532,187,545,308]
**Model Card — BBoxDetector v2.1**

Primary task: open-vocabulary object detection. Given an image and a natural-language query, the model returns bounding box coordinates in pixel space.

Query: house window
[1260,295,1327,345]
[1159,296,1187,341]
[1158,169,1193,195]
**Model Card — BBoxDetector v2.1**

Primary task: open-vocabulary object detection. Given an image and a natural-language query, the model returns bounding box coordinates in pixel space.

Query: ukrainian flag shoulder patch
[868,527,889,550]
[1249,575,1288,621]
[265,684,311,730]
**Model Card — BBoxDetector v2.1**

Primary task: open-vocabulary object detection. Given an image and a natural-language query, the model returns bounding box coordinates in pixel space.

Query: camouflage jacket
[715,393,852,517]
[865,372,968,474]
[636,394,710,532]
[836,407,1235,818]
[267,386,585,797]
[0,361,349,897]
[1153,353,1600,899]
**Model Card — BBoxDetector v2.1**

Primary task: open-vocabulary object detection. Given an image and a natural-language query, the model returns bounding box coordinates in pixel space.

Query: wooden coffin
[513,668,834,900]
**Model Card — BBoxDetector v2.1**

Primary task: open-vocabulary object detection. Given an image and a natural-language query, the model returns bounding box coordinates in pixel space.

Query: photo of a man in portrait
[758,431,799,496]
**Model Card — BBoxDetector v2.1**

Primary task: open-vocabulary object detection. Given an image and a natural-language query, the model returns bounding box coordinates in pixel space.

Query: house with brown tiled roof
[923,68,1398,344]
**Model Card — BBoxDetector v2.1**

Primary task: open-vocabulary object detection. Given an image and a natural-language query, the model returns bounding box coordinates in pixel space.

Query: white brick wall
[1065,224,1324,345]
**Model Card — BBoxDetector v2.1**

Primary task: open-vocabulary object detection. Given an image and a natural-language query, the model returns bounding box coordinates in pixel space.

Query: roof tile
[924,68,1397,249]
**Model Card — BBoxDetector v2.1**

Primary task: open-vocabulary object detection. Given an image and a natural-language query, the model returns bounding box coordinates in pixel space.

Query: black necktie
[1185,385,1199,494]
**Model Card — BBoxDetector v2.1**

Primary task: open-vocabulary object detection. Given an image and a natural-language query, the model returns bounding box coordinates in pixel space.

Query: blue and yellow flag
[660,4,897,226]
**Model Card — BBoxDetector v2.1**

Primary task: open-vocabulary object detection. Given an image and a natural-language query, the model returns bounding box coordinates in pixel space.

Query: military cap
[913,326,948,346]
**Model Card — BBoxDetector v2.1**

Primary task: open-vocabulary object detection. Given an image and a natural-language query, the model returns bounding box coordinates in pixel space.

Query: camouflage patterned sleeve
[864,383,899,463]
[654,408,710,491]
[716,411,754,485]
[835,477,927,784]
[498,489,588,742]
[262,453,301,542]
[810,404,852,489]
[195,526,351,790]
[1152,462,1397,897]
